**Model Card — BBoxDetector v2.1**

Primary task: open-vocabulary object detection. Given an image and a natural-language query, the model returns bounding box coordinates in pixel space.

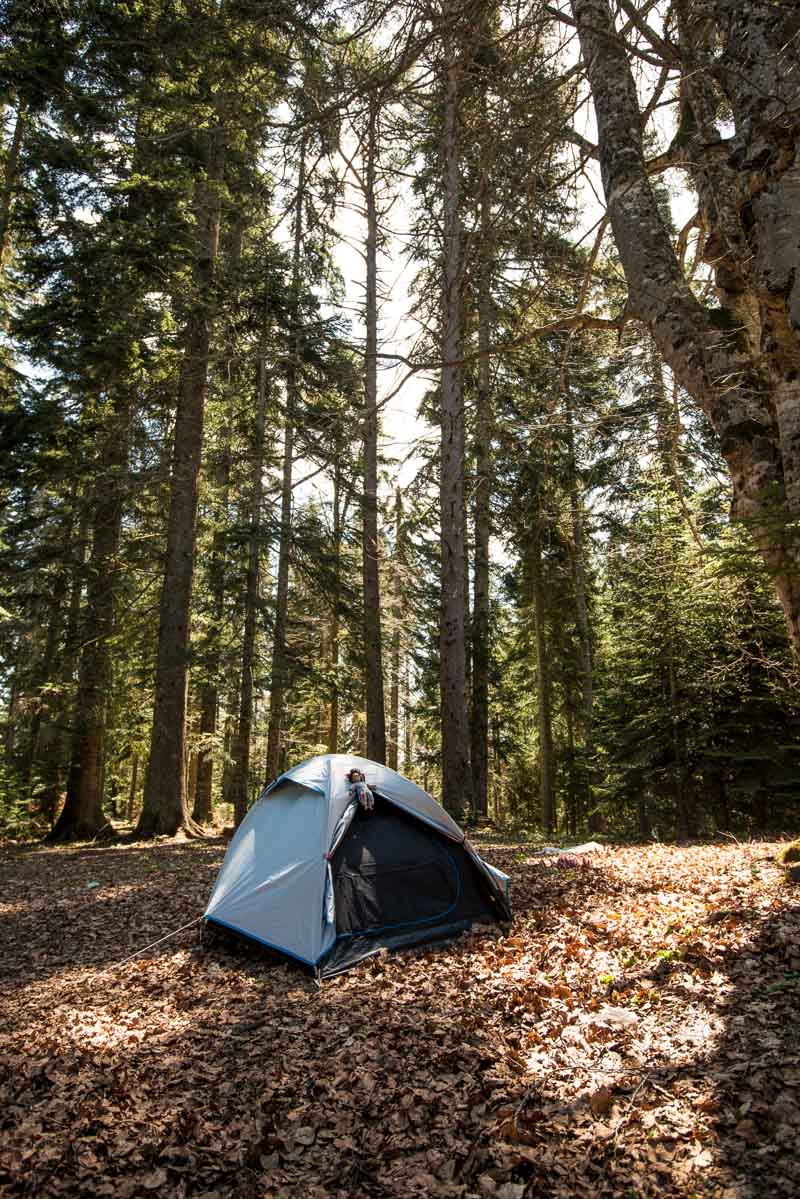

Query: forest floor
[1,837,799,1199]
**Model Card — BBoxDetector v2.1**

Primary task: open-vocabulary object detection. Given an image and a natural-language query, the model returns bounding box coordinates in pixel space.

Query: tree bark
[193,231,240,824]
[265,136,305,783]
[22,590,63,795]
[531,518,555,834]
[439,46,472,814]
[565,699,577,836]
[362,96,387,763]
[233,346,268,825]
[193,683,217,824]
[403,652,413,774]
[137,129,225,837]
[563,377,597,829]
[221,690,238,809]
[38,501,90,822]
[127,753,139,823]
[49,391,131,842]
[571,0,800,654]
[0,101,25,267]
[388,488,403,771]
[23,495,80,797]
[470,184,492,821]
[327,457,342,753]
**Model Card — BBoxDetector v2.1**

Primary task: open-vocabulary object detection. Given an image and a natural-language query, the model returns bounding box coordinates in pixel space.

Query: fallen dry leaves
[1,838,799,1198]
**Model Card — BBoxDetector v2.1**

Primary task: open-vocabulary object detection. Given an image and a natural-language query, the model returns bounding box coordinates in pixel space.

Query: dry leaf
[589,1086,614,1116]
[2,838,798,1199]
[140,1168,168,1189]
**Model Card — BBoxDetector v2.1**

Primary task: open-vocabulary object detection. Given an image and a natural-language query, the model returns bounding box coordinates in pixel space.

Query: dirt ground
[1,836,799,1198]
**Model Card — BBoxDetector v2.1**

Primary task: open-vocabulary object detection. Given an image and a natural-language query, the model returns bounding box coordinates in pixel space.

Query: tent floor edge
[203,915,319,975]
[318,915,500,979]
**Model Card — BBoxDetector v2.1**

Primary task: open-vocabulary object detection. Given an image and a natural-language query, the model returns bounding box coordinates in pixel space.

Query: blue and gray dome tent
[204,753,511,977]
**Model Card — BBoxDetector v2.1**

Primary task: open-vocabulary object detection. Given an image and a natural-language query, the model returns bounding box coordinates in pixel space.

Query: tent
[204,753,511,977]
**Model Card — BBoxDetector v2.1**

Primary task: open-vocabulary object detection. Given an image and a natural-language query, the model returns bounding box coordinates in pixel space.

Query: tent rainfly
[204,754,511,977]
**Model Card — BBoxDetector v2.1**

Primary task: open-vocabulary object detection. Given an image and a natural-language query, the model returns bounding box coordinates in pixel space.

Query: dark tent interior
[321,795,506,976]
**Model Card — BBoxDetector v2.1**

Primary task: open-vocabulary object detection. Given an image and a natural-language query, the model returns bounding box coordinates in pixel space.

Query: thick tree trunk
[49,392,131,842]
[137,131,225,837]
[266,137,305,783]
[233,348,268,825]
[439,49,472,814]
[362,98,387,763]
[470,188,492,821]
[531,519,555,834]
[571,0,800,654]
[194,237,241,820]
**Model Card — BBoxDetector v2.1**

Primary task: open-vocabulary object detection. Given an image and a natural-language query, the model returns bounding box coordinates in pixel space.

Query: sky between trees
[1,0,799,843]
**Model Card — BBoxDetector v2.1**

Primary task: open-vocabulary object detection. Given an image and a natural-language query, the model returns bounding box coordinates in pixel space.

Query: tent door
[332,800,462,938]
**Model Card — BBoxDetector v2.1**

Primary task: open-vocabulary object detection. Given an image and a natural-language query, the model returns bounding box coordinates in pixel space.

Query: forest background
[1,0,800,845]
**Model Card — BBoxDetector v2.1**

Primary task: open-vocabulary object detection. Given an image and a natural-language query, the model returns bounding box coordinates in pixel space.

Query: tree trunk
[193,684,217,824]
[23,530,70,795]
[327,457,342,753]
[564,379,597,829]
[362,97,387,763]
[531,518,555,834]
[221,693,238,810]
[266,136,305,783]
[403,653,413,775]
[0,101,25,267]
[193,318,237,824]
[571,0,800,655]
[49,391,131,842]
[655,495,691,840]
[388,489,403,771]
[648,336,676,482]
[439,47,472,814]
[39,501,90,822]
[667,645,689,840]
[470,185,492,821]
[565,699,577,836]
[127,753,139,823]
[187,748,199,809]
[22,619,58,794]
[137,130,225,837]
[233,347,268,825]
[638,793,652,840]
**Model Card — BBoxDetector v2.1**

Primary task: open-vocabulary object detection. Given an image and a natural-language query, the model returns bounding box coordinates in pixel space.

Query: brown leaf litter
[1,838,798,1198]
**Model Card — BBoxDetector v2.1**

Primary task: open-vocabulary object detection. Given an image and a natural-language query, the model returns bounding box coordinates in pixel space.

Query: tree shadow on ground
[700,900,800,1197]
[1,840,798,1198]
[0,840,226,996]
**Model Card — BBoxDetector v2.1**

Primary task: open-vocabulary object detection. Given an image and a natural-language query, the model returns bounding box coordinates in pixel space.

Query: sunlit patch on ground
[1,838,798,1197]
